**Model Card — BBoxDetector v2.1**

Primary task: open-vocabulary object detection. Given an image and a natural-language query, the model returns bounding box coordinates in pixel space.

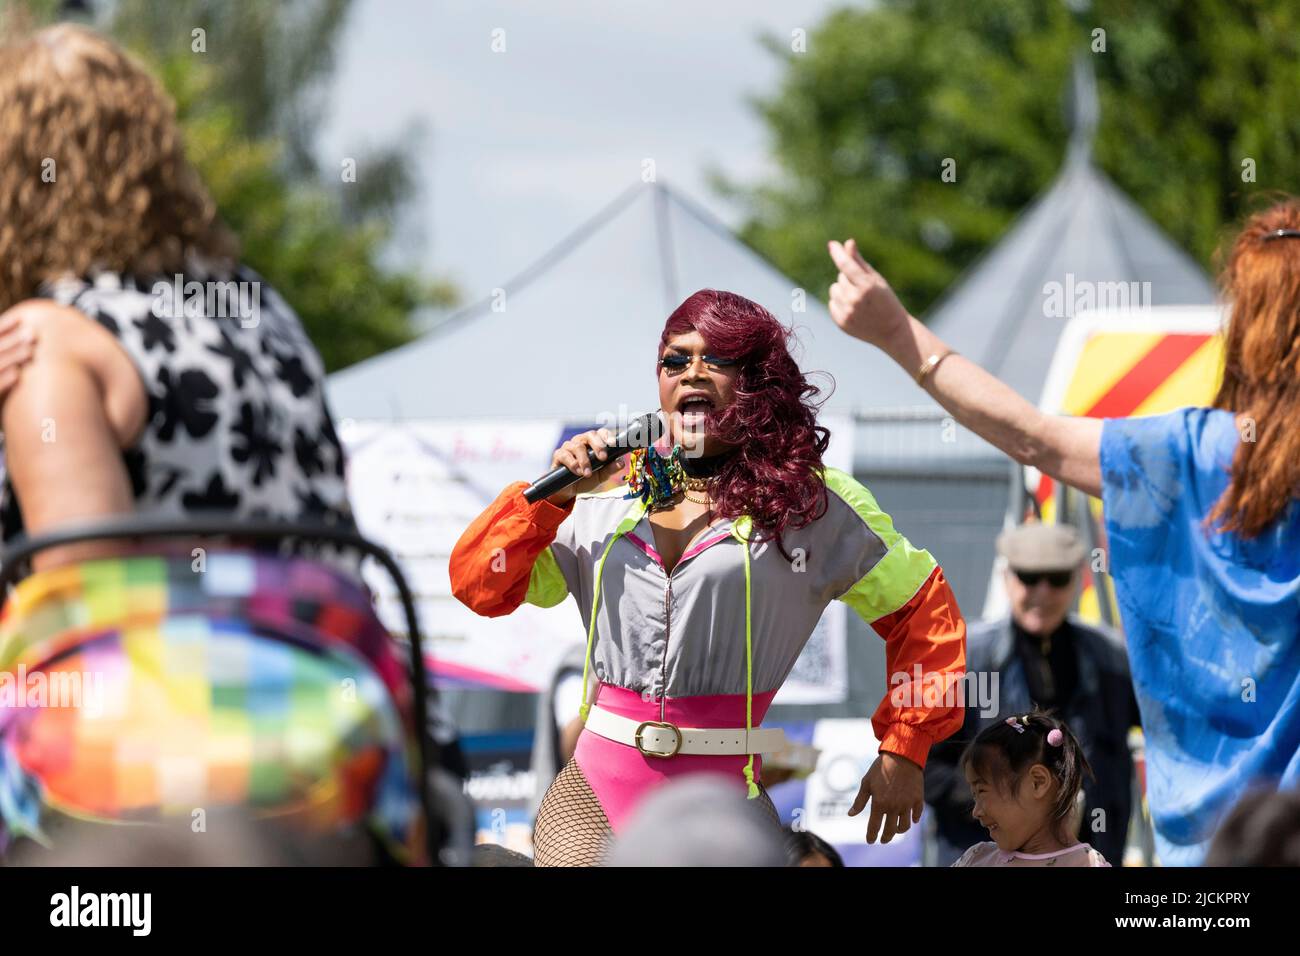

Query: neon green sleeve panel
[820,466,937,623]
[524,546,569,608]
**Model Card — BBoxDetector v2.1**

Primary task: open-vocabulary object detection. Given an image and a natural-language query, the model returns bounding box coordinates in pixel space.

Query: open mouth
[677,394,715,420]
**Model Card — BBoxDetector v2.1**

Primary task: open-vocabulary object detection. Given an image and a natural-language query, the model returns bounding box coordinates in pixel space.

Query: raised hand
[0,308,37,401]
[827,238,913,352]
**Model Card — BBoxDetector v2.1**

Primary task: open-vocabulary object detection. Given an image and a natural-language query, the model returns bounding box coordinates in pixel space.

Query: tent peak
[1065,50,1099,168]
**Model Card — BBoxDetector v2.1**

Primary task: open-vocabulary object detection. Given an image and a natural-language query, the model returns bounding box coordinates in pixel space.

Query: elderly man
[923,523,1141,865]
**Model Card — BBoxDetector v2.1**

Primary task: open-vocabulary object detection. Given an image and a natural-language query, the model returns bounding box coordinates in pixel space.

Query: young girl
[953,711,1111,867]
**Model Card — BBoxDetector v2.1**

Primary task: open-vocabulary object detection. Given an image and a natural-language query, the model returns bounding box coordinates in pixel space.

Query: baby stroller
[0,514,463,866]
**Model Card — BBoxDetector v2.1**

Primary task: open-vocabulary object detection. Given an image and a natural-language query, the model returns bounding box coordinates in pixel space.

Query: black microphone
[523,412,662,504]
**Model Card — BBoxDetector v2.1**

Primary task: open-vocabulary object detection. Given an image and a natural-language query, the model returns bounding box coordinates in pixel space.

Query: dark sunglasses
[658,353,739,373]
[1014,569,1074,588]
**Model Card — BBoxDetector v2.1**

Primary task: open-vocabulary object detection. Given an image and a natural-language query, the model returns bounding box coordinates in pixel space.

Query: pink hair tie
[1047,729,1064,747]
[1005,716,1025,734]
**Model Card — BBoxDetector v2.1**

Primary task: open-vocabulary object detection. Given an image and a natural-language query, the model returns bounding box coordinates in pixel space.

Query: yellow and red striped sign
[1033,318,1225,623]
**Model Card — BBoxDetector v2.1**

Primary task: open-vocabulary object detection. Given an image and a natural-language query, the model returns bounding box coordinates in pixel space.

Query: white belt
[584,704,787,758]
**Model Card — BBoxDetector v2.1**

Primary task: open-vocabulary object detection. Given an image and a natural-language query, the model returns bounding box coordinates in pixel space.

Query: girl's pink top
[952,841,1111,867]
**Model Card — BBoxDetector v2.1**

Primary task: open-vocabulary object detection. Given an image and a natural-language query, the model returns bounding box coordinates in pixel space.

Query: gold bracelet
[915,349,956,385]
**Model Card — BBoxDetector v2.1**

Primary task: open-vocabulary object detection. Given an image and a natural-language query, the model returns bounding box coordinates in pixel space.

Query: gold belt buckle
[634,719,683,758]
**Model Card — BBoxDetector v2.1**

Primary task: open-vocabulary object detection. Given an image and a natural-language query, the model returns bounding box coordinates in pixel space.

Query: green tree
[22,0,456,370]
[721,0,1300,317]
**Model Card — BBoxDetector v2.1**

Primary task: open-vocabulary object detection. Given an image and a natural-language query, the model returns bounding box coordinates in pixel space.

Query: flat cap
[996,523,1086,572]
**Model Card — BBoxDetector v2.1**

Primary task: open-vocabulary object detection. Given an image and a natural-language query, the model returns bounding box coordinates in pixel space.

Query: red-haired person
[827,200,1300,866]
[450,289,966,866]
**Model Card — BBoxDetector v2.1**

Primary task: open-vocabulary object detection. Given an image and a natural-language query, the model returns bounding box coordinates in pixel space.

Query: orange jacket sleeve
[449,481,574,618]
[868,565,967,769]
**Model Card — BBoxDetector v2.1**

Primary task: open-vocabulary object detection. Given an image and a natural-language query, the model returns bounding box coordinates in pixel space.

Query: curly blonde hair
[0,22,237,312]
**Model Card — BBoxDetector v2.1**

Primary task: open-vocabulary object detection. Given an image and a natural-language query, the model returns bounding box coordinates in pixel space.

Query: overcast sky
[320,0,846,309]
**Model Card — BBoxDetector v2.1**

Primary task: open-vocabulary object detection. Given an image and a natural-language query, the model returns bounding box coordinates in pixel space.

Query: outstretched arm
[827,239,1103,498]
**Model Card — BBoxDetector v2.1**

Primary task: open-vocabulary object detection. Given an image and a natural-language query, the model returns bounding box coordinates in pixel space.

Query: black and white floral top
[0,265,356,555]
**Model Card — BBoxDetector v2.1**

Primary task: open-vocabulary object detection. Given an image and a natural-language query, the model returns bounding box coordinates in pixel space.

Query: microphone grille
[621,411,662,450]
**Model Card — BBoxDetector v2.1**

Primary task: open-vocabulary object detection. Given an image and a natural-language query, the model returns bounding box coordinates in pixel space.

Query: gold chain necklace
[682,475,711,505]
[647,476,714,510]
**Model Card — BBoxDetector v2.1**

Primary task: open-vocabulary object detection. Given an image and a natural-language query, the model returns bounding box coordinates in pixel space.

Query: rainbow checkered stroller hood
[0,549,423,862]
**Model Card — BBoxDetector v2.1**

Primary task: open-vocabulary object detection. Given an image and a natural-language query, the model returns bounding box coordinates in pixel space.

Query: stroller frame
[0,514,445,865]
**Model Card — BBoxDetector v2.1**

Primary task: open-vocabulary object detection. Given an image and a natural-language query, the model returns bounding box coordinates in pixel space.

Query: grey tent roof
[924,56,1216,399]
[326,181,923,424]
[924,160,1216,399]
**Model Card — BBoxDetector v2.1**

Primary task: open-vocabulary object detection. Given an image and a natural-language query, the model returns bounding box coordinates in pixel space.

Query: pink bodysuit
[573,683,778,831]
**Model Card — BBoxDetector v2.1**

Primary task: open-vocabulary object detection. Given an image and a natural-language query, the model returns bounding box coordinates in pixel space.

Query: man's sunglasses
[1014,569,1074,588]
[659,353,739,373]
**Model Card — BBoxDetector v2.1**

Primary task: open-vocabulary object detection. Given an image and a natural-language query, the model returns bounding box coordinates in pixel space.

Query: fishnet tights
[532,757,782,866]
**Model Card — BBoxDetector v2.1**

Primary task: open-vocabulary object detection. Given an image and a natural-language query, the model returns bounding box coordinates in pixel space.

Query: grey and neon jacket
[450,467,966,768]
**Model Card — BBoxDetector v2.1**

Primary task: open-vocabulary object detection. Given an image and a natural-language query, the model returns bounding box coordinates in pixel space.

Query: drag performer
[450,290,966,865]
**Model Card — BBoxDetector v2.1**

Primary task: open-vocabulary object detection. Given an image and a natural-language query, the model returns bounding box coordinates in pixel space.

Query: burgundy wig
[659,289,832,558]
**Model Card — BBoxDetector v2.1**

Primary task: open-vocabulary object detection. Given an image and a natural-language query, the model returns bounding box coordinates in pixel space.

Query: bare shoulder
[2,298,83,325]
[2,298,105,358]
[0,298,146,445]
[0,301,85,422]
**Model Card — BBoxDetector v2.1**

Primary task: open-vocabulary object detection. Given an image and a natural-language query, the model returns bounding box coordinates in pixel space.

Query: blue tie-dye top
[1100,407,1300,866]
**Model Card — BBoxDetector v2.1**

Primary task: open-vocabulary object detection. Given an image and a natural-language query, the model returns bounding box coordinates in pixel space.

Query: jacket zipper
[656,524,725,721]
[660,576,672,721]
